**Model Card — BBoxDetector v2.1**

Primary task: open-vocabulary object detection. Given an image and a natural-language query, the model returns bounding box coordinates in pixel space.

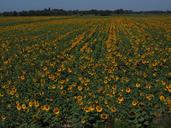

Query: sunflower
[67,85,73,91]
[126,87,131,93]
[135,83,140,88]
[160,95,165,101]
[128,111,136,119]
[77,95,83,101]
[132,100,138,106]
[152,61,158,67]
[11,87,17,93]
[100,113,108,120]
[166,84,171,93]
[104,80,108,84]
[96,105,103,112]
[16,104,21,111]
[146,94,154,101]
[118,96,124,104]
[77,100,83,105]
[21,104,27,110]
[110,107,117,113]
[61,90,66,95]
[29,101,34,107]
[20,75,25,81]
[0,93,4,97]
[90,105,95,111]
[81,118,86,124]
[34,101,40,107]
[53,107,60,115]
[43,66,48,71]
[84,107,91,113]
[42,105,50,111]
[77,86,83,91]
[67,67,72,73]
[1,115,6,121]
[166,98,171,106]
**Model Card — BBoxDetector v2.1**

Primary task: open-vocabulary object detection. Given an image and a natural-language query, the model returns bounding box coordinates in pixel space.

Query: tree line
[0,8,171,16]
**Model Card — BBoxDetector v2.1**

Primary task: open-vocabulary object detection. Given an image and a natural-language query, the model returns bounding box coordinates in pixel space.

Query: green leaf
[138,117,144,122]
[143,121,149,126]
[136,123,142,128]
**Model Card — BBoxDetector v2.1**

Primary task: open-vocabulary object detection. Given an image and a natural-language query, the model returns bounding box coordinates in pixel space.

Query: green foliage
[0,16,171,128]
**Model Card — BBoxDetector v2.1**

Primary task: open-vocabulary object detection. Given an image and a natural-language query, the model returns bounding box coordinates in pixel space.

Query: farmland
[0,16,171,128]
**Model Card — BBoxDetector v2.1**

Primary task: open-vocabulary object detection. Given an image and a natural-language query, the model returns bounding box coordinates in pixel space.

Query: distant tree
[0,8,171,16]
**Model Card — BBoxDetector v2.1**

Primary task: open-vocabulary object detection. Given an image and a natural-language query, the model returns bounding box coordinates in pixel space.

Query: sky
[0,0,171,12]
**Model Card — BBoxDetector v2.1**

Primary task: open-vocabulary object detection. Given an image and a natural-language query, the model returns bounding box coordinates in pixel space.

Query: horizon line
[1,8,171,13]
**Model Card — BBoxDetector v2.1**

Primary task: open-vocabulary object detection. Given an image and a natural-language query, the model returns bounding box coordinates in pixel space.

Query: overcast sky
[0,0,171,12]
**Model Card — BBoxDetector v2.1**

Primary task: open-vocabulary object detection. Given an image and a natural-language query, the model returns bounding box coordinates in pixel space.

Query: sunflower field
[0,16,171,128]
